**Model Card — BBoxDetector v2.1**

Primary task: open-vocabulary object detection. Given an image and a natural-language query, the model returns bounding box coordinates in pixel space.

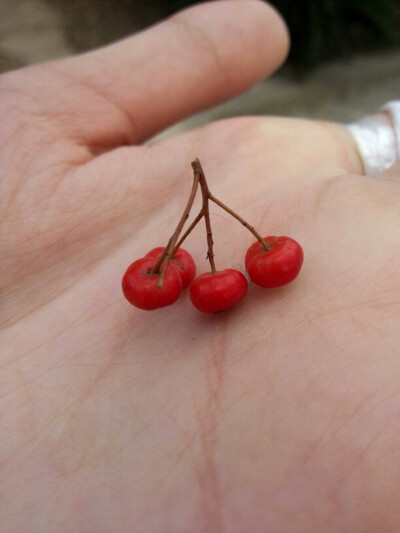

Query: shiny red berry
[245,236,303,288]
[190,268,248,312]
[122,257,182,310]
[145,247,196,289]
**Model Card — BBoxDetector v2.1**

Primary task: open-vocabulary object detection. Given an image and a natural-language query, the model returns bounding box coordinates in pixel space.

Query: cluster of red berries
[122,160,303,313]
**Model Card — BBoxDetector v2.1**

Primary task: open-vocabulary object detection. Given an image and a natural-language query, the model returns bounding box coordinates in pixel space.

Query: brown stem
[192,159,217,274]
[152,157,269,288]
[152,172,200,287]
[209,193,270,251]
[173,209,204,254]
[155,238,172,289]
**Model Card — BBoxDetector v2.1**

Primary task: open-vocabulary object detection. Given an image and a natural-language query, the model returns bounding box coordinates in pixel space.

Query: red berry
[122,257,182,310]
[190,268,248,312]
[145,247,196,289]
[245,236,303,288]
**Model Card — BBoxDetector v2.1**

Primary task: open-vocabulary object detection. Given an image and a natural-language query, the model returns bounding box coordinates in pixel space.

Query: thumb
[6,1,289,148]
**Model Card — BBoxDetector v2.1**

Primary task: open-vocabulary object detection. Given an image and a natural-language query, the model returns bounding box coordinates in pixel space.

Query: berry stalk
[192,158,217,274]
[152,170,200,287]
[208,193,270,251]
[173,209,204,254]
[155,157,272,285]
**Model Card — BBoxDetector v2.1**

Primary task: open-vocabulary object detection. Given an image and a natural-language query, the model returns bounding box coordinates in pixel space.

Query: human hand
[1,1,400,531]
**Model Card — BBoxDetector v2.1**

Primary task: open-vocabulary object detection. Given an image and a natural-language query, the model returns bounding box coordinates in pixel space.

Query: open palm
[1,2,400,531]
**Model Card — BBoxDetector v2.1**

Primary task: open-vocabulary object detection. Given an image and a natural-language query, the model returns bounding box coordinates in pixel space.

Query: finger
[5,1,289,148]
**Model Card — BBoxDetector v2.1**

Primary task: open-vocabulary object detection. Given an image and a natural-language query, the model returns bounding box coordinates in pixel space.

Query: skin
[1,1,400,531]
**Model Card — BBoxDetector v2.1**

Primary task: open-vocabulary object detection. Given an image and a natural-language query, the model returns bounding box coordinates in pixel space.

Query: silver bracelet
[346,100,400,176]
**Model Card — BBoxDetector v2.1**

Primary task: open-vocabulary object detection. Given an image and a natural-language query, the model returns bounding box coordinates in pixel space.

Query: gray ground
[1,0,400,133]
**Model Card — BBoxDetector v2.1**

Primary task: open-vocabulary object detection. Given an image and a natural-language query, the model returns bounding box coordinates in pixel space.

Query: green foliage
[275,0,400,71]
[163,0,400,72]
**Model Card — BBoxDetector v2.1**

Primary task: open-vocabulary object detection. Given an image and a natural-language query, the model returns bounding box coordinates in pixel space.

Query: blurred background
[1,0,400,134]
